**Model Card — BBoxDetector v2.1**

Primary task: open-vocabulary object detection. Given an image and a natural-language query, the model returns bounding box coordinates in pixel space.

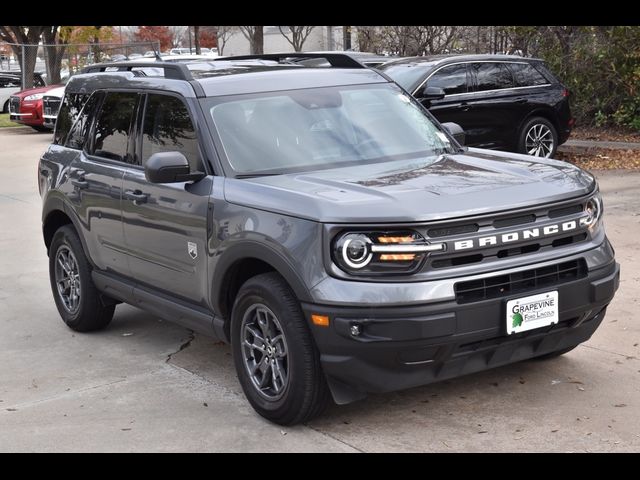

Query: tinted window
[378,62,438,91]
[142,94,201,171]
[426,64,469,95]
[92,92,139,163]
[55,92,90,146]
[64,93,100,149]
[472,63,515,91]
[510,63,549,87]
[34,75,45,87]
[0,76,20,88]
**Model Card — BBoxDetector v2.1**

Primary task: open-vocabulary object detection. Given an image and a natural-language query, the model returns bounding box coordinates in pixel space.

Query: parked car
[9,82,62,131]
[169,48,194,55]
[1,71,46,113]
[379,54,574,157]
[42,85,66,128]
[39,54,618,425]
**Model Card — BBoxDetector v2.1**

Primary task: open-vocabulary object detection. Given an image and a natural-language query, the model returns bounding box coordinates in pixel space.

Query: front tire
[518,116,558,158]
[2,100,8,114]
[49,225,115,332]
[31,125,50,132]
[231,272,330,425]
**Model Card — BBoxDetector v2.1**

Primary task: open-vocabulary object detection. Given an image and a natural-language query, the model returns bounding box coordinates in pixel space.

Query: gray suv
[38,54,620,425]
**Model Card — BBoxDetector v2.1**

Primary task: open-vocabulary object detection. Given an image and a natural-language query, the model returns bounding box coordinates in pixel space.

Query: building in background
[223,27,356,56]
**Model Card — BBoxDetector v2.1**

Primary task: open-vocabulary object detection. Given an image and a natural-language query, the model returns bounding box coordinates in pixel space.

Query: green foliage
[525,26,640,129]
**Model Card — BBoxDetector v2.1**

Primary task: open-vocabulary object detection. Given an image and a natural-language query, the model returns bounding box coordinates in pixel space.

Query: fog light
[350,324,361,336]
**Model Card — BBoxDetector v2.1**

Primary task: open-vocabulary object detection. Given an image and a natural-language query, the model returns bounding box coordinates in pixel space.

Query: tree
[240,26,263,54]
[135,26,172,52]
[277,26,315,52]
[0,26,47,88]
[193,26,201,54]
[199,28,217,48]
[215,26,235,55]
[167,26,187,49]
[42,26,73,84]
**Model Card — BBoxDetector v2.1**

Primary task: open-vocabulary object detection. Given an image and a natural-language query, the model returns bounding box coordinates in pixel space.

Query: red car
[9,84,63,132]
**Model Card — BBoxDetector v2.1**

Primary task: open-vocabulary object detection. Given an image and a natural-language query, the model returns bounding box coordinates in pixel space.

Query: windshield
[207,83,455,176]
[378,62,437,91]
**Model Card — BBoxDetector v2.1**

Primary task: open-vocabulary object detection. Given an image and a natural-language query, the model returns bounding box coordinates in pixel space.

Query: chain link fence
[0,41,160,88]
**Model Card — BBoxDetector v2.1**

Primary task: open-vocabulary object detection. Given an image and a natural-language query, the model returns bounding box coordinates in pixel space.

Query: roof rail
[213,53,365,69]
[80,62,193,81]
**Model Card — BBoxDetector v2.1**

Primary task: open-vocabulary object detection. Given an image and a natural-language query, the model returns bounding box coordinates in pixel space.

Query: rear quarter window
[510,63,550,87]
[54,92,90,146]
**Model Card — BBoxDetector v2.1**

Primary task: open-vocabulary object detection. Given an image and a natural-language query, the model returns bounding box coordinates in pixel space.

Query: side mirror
[441,122,466,146]
[145,152,205,184]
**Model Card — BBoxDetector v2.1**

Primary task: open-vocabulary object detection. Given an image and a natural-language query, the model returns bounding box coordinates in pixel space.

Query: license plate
[506,291,558,335]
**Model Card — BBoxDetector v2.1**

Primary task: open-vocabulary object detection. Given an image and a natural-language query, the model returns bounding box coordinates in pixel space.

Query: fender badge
[187,242,198,259]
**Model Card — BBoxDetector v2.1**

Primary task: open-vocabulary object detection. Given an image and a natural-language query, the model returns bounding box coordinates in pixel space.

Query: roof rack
[212,53,366,69]
[81,62,193,81]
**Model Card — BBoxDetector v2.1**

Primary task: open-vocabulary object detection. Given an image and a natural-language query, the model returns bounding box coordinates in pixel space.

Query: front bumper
[303,252,619,404]
[10,100,46,127]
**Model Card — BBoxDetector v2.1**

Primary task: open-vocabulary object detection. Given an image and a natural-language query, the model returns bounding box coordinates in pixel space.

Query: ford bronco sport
[39,54,620,425]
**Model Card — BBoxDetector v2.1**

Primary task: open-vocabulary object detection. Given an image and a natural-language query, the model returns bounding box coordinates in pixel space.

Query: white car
[1,72,46,113]
[42,85,65,128]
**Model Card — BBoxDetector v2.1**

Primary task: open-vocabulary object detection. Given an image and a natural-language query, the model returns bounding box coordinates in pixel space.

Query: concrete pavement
[0,127,638,452]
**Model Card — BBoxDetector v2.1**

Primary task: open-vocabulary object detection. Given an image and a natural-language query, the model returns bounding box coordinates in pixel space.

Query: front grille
[422,199,591,271]
[43,97,61,117]
[9,96,20,114]
[454,259,587,304]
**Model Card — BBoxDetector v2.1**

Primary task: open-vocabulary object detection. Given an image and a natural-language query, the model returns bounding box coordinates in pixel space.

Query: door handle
[71,179,89,189]
[124,189,149,204]
[459,102,471,112]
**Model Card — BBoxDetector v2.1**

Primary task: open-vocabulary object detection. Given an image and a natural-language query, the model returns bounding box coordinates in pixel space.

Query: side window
[0,76,20,88]
[141,94,202,171]
[91,92,139,163]
[510,63,549,87]
[34,75,45,88]
[425,64,468,95]
[472,62,516,92]
[55,92,90,146]
[64,93,100,149]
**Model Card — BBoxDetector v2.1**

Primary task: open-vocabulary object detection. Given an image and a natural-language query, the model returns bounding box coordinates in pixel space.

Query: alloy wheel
[240,303,289,400]
[525,123,554,158]
[54,246,81,314]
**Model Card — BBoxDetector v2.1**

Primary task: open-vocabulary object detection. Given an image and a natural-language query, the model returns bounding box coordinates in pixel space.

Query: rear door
[420,63,472,126]
[463,62,525,149]
[64,90,135,276]
[120,92,212,305]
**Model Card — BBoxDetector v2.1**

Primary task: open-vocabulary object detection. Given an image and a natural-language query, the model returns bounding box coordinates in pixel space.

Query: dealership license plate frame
[506,291,559,335]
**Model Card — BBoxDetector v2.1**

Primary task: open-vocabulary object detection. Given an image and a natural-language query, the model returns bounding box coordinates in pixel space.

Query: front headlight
[580,192,603,230]
[24,93,44,101]
[332,231,445,275]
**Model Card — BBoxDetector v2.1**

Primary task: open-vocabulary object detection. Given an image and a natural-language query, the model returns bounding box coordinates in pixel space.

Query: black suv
[39,54,618,425]
[379,54,573,158]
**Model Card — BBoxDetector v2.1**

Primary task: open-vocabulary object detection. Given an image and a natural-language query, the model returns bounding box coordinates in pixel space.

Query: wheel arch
[42,197,91,264]
[518,108,560,138]
[212,242,314,338]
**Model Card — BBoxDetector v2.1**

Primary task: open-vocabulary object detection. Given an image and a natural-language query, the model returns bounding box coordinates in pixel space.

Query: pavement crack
[581,344,639,360]
[166,330,196,364]
[304,423,365,453]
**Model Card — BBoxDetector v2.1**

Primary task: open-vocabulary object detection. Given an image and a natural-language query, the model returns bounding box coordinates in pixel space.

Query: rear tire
[517,116,558,158]
[231,272,331,425]
[31,125,50,132]
[2,100,8,114]
[48,225,115,332]
[534,345,577,360]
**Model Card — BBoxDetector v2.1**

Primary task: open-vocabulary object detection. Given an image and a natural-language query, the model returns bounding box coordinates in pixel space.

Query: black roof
[382,53,544,67]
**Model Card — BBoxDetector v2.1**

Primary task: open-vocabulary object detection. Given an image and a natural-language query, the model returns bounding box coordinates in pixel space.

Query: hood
[43,86,66,98]
[224,148,596,224]
[14,84,64,99]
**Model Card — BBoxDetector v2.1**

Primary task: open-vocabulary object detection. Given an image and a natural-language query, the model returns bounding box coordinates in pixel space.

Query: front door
[121,93,212,305]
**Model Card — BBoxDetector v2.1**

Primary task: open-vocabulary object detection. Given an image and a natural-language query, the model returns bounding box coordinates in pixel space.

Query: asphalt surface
[0,127,638,452]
